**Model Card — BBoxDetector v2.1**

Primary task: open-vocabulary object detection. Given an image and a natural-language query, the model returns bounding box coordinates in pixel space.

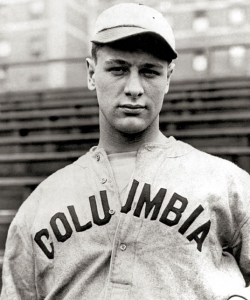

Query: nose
[124,71,144,99]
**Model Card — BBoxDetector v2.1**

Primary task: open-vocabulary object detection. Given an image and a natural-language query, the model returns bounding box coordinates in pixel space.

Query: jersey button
[101,178,107,184]
[120,243,127,251]
[109,209,115,215]
[96,154,100,161]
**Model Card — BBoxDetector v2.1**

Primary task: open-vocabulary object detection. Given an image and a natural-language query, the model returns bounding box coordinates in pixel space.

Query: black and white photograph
[0,0,250,299]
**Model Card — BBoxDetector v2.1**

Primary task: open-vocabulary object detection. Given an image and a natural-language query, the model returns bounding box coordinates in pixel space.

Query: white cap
[91,3,177,60]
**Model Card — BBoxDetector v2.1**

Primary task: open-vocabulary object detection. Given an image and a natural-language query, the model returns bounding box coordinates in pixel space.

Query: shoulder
[174,140,250,181]
[184,142,250,187]
[12,151,93,226]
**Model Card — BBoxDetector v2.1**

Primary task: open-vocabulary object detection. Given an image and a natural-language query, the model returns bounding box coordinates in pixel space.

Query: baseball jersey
[1,137,250,300]
[108,151,137,193]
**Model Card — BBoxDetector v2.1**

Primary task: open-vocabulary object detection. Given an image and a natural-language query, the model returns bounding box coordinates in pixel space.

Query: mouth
[119,104,146,114]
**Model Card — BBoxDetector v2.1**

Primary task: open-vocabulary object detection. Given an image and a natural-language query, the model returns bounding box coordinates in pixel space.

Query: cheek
[95,74,107,93]
[95,80,112,109]
[95,74,122,101]
[147,85,166,109]
[96,93,110,114]
[146,77,167,96]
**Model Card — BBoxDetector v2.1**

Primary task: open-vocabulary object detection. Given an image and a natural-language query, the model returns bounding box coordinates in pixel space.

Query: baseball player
[1,3,250,300]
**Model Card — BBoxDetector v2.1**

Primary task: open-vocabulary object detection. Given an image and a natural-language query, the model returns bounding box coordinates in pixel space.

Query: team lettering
[34,180,211,259]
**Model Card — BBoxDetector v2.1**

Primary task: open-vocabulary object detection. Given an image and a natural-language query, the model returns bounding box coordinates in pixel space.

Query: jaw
[98,110,161,153]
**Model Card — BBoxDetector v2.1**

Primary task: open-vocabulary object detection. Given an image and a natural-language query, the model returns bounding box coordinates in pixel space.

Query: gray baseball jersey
[1,137,250,299]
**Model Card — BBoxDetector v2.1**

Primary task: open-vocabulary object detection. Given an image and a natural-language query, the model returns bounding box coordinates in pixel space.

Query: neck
[98,117,167,155]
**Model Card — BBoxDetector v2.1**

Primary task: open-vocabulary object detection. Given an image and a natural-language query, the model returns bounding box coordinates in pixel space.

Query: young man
[1,3,250,300]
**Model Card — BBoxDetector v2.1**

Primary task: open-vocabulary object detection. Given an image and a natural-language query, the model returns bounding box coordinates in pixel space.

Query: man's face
[87,45,173,135]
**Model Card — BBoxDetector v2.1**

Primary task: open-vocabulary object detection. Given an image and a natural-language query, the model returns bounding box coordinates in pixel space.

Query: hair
[91,34,173,65]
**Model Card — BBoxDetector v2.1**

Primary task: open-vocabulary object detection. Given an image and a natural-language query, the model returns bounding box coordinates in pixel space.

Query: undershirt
[108,151,137,194]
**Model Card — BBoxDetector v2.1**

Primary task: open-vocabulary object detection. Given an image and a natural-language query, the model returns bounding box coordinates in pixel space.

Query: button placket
[108,216,143,288]
[93,149,122,249]
[95,152,108,185]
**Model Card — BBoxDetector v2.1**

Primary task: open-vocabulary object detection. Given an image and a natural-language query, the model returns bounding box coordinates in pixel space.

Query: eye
[140,68,159,78]
[108,67,128,76]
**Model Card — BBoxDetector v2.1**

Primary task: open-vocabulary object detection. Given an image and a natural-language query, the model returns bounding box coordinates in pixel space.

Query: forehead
[96,45,169,68]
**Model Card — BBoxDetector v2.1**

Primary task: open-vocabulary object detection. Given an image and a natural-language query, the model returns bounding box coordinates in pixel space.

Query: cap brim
[91,27,178,59]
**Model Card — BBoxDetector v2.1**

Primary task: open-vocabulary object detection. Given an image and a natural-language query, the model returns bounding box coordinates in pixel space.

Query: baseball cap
[91,3,178,60]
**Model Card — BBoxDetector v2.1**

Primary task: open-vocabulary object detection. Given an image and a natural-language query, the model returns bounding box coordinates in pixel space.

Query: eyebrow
[141,63,164,69]
[105,59,131,66]
[105,59,163,69]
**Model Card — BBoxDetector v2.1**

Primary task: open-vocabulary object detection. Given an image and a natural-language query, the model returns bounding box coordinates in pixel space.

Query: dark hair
[91,34,173,64]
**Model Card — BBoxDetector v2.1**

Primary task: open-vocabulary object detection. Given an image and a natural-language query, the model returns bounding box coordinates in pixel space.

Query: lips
[119,104,146,114]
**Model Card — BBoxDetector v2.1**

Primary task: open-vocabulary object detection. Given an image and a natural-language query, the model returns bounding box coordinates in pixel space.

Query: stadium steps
[0,109,250,139]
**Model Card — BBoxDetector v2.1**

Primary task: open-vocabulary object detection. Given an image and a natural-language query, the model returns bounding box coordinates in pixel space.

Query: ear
[86,58,96,91]
[164,62,175,94]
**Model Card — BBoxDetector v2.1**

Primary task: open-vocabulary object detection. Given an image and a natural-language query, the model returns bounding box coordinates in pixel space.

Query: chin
[115,115,156,134]
[119,129,143,135]
[116,122,147,135]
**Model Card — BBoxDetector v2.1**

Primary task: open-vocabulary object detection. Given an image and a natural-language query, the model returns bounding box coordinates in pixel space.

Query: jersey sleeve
[1,189,41,300]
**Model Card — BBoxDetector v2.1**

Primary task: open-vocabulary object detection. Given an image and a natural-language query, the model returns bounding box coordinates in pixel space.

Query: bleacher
[0,76,250,288]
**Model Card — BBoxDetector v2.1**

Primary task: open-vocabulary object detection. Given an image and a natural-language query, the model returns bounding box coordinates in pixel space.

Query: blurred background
[0,0,250,289]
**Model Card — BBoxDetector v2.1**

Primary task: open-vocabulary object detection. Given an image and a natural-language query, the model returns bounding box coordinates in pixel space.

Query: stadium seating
[0,76,250,289]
